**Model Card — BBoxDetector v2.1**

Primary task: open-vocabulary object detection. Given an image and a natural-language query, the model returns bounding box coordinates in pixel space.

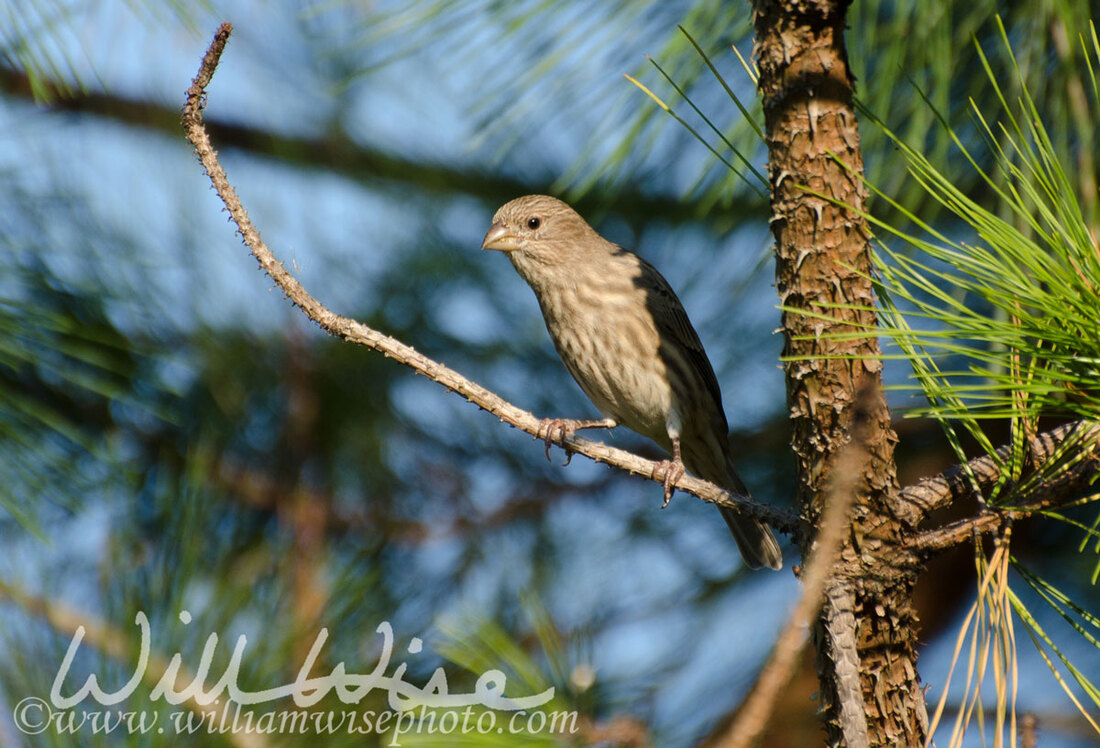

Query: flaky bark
[753,0,925,745]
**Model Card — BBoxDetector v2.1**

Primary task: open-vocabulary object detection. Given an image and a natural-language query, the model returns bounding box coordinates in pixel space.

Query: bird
[481,194,782,570]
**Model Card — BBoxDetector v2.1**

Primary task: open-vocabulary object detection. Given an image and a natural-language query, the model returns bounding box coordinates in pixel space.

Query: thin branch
[896,421,1100,532]
[909,451,1100,553]
[903,420,1100,554]
[180,24,802,537]
[910,513,1006,555]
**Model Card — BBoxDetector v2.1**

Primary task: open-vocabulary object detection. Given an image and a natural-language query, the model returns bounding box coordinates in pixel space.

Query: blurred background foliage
[0,1,1098,746]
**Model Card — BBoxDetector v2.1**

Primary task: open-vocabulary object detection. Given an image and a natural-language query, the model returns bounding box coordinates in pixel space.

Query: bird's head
[482,195,604,265]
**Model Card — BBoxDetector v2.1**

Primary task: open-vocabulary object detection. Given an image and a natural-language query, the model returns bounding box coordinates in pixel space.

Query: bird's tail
[719,506,783,570]
[715,454,783,570]
[683,436,784,570]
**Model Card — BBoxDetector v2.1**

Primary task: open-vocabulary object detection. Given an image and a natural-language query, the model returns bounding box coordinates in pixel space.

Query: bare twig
[180,24,801,536]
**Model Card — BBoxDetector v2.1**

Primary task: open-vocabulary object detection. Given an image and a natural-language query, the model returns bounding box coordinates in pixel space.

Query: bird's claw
[536,418,576,465]
[653,459,685,507]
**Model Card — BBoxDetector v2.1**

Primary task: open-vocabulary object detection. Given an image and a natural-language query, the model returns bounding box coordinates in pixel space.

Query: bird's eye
[527,216,541,230]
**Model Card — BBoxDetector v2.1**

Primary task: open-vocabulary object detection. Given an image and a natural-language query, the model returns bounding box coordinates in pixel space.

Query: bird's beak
[481,222,520,252]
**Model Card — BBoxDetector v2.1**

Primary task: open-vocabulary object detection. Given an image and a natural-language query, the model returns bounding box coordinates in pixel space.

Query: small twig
[180,24,802,536]
[183,23,232,116]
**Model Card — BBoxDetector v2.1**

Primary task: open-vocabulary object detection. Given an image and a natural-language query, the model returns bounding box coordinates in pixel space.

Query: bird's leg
[536,417,617,465]
[653,437,685,507]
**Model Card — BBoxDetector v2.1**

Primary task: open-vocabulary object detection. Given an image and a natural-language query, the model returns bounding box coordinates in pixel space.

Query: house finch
[482,194,782,570]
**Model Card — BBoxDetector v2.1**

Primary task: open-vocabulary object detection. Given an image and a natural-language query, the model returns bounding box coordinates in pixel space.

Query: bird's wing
[631,252,729,433]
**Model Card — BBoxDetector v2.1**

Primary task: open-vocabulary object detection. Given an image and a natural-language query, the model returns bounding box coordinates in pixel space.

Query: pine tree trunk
[752,0,928,744]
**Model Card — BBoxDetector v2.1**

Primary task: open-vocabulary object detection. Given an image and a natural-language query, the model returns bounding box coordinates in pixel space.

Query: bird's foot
[652,458,685,507]
[536,418,579,464]
[535,417,617,465]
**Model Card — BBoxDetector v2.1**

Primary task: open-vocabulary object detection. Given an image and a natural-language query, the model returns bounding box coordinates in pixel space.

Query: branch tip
[183,23,233,126]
